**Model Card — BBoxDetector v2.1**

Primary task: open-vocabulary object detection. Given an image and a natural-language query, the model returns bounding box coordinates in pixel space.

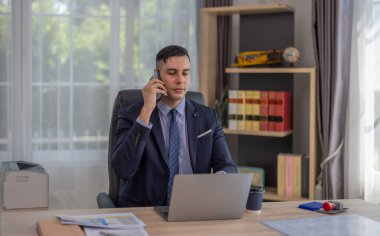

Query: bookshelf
[226,67,316,201]
[223,128,292,138]
[200,4,316,201]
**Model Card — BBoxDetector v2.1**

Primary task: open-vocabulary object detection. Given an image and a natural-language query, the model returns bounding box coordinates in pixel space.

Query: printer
[0,161,49,209]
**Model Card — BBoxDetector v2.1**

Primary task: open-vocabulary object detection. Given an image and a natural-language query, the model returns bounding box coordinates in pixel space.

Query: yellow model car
[233,50,283,67]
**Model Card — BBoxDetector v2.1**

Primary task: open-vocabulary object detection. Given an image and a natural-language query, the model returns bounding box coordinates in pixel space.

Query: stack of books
[228,90,291,131]
[277,153,309,199]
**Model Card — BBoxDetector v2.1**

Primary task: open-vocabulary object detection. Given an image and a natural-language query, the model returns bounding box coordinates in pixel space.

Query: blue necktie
[167,109,179,205]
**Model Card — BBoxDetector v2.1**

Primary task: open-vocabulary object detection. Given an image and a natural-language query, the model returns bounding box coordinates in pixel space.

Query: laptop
[154,173,252,222]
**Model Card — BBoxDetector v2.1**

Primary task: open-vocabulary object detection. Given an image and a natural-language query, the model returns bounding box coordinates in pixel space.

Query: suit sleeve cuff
[136,117,153,129]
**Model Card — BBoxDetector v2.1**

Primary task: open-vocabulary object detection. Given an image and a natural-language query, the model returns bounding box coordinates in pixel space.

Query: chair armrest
[97,192,116,208]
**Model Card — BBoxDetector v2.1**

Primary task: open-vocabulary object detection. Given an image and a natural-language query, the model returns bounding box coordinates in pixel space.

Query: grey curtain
[312,0,353,199]
[202,0,232,102]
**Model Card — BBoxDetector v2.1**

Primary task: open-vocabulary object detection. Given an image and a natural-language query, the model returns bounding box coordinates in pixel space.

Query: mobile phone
[150,70,160,80]
[150,70,162,99]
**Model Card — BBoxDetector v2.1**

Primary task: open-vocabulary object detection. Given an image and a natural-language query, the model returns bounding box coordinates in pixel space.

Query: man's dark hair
[156,45,190,66]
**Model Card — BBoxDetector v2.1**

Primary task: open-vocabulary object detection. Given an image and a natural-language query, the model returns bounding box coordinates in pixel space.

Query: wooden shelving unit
[264,187,308,201]
[226,67,316,201]
[223,128,292,138]
[200,4,316,201]
[225,67,316,74]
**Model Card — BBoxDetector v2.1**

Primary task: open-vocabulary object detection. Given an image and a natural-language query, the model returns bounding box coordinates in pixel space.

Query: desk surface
[2,199,380,236]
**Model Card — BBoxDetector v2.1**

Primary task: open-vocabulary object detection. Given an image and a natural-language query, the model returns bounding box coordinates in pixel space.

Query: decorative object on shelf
[237,166,265,187]
[282,47,300,63]
[232,50,283,67]
[214,89,228,127]
[232,47,300,67]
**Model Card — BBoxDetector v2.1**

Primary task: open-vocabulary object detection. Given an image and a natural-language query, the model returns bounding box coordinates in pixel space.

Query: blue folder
[298,202,323,211]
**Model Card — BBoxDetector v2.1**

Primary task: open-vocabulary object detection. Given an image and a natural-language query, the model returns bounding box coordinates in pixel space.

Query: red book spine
[268,91,277,131]
[275,92,291,131]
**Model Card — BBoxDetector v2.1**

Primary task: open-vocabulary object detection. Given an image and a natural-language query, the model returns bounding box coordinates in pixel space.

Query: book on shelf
[244,90,254,130]
[252,90,261,131]
[268,91,292,132]
[285,155,294,198]
[292,154,302,198]
[228,90,237,130]
[277,154,286,197]
[259,91,269,131]
[268,91,277,132]
[237,166,265,187]
[236,90,245,130]
[277,153,307,198]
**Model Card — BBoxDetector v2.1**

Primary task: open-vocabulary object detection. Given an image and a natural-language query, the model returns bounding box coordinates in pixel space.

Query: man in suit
[112,45,237,207]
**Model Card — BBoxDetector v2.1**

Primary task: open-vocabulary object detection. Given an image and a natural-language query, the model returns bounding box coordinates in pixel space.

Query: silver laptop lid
[167,173,252,222]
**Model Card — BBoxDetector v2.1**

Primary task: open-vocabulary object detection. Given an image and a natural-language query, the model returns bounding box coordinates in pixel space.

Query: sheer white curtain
[0,1,10,161]
[346,0,380,204]
[0,0,198,209]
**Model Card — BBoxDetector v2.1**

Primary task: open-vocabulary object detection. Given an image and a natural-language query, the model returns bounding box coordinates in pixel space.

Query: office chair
[97,89,205,208]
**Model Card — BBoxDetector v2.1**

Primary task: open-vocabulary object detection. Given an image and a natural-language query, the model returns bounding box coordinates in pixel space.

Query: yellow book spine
[277,153,286,196]
[252,90,260,131]
[292,155,302,198]
[244,90,253,130]
[236,90,245,130]
[228,90,237,130]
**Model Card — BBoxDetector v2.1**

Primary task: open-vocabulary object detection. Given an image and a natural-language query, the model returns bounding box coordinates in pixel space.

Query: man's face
[158,56,190,105]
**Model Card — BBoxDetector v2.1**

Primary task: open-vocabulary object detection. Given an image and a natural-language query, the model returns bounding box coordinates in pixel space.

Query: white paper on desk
[84,227,149,236]
[57,212,145,229]
[262,214,380,236]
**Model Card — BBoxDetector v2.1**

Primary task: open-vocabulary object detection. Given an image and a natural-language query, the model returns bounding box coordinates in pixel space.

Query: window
[0,0,10,158]
[346,0,380,204]
[29,0,198,154]
[1,0,198,209]
[31,0,113,151]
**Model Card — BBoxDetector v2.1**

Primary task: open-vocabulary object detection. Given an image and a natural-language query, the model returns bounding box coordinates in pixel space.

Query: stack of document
[57,212,148,236]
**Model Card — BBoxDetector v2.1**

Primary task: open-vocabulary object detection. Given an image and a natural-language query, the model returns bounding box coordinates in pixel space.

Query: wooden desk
[2,199,380,235]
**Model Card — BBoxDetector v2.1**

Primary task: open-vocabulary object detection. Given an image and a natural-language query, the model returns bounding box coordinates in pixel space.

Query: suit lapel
[150,107,168,167]
[185,100,198,171]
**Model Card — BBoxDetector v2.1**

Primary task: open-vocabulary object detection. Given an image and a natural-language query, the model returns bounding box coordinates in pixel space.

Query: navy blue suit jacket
[111,98,237,207]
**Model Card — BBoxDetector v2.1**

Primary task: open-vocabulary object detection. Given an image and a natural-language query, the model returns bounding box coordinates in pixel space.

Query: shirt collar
[157,98,186,117]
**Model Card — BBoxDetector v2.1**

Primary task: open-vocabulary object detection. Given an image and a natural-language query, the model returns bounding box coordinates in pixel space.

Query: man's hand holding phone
[139,71,167,125]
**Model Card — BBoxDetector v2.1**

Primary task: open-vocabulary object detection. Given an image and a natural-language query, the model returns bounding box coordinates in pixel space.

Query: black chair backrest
[107,89,205,205]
